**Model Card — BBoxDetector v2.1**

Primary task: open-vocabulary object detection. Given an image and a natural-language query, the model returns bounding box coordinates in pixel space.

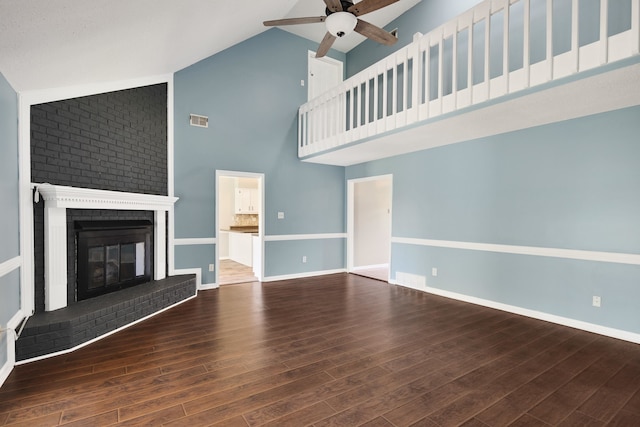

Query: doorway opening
[347,175,393,282]
[216,171,264,285]
[308,51,343,101]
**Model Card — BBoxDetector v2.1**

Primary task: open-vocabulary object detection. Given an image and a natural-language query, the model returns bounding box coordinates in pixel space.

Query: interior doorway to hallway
[347,175,392,282]
[216,171,264,285]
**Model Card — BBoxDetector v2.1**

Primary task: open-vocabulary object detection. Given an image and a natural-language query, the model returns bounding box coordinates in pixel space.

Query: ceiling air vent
[189,114,209,128]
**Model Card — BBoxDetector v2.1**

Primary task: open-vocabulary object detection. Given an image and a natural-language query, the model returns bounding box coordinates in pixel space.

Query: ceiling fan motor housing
[325,0,355,16]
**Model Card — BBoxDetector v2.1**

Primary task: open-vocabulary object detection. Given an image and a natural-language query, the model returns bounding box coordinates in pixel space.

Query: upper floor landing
[298,0,640,166]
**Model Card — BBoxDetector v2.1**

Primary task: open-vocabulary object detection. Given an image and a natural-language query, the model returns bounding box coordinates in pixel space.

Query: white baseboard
[262,268,346,282]
[15,295,197,366]
[198,282,219,290]
[0,355,13,389]
[390,280,640,345]
[0,309,27,388]
[351,263,389,271]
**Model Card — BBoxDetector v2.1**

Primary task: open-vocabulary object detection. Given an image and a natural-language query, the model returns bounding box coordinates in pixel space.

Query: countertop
[222,226,259,233]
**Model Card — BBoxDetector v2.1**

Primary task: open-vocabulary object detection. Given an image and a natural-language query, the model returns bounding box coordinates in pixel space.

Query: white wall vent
[189,114,209,128]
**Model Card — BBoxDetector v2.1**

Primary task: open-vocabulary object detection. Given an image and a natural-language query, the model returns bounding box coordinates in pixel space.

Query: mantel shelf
[33,183,178,211]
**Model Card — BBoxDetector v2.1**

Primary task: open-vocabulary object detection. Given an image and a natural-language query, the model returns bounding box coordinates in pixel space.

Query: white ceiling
[0,0,419,93]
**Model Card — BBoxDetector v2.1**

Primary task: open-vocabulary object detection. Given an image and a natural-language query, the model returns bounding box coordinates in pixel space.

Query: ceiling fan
[264,0,399,58]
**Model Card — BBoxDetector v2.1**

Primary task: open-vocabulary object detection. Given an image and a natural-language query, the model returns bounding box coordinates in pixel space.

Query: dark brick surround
[31,83,167,195]
[30,83,168,312]
[16,275,196,361]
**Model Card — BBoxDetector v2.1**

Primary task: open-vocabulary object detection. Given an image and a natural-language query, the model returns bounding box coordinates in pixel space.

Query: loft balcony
[298,0,640,166]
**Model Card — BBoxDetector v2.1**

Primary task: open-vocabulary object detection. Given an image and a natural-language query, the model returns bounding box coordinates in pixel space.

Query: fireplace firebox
[75,220,153,301]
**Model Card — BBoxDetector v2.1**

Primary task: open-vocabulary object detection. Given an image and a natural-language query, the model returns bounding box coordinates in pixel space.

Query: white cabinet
[228,231,252,267]
[219,231,229,259]
[234,188,259,214]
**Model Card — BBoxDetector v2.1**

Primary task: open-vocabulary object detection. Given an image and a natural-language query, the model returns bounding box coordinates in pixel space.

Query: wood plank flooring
[2,273,640,426]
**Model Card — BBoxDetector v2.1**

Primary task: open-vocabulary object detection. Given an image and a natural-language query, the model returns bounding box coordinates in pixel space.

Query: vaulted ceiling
[0,0,420,93]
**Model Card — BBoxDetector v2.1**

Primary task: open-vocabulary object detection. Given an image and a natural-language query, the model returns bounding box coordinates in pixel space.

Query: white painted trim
[262,268,346,282]
[392,237,640,266]
[0,356,12,388]
[19,74,173,106]
[7,309,26,332]
[389,281,640,345]
[0,256,21,278]
[34,184,178,210]
[18,94,35,317]
[166,76,176,276]
[264,233,347,242]
[198,283,219,291]
[174,238,217,246]
[15,293,196,365]
[0,309,26,388]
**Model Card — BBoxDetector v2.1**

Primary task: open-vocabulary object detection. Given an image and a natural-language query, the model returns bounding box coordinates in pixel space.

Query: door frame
[215,170,265,284]
[347,174,393,279]
[307,50,344,101]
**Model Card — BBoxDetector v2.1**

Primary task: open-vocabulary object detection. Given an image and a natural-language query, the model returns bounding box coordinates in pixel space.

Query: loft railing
[298,0,640,158]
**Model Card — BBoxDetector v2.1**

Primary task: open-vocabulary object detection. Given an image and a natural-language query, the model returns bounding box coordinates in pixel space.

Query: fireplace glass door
[76,220,152,301]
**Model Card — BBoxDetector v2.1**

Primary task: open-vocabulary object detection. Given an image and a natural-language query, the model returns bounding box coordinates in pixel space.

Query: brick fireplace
[16,84,197,362]
[14,184,196,362]
[34,183,176,311]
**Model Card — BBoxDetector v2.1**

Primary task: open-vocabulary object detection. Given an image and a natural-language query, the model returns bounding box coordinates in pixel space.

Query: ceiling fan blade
[323,0,344,13]
[263,16,326,27]
[316,32,337,58]
[355,19,397,45]
[348,0,399,16]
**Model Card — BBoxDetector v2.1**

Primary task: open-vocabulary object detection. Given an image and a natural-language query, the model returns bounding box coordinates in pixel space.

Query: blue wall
[0,71,20,370]
[173,29,346,282]
[347,105,640,335]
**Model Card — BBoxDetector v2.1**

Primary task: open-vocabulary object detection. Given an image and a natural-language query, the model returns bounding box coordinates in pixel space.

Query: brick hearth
[15,274,196,361]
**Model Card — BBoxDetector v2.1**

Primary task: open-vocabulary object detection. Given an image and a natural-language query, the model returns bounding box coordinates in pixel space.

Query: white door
[308,51,343,101]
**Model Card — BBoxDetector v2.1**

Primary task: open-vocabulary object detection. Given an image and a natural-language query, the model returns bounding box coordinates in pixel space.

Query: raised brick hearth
[16,274,196,361]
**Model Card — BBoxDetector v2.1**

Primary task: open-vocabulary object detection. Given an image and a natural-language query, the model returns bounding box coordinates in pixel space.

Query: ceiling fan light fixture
[325,11,357,38]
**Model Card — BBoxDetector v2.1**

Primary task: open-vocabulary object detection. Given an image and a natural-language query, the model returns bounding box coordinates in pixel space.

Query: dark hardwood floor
[2,273,640,426]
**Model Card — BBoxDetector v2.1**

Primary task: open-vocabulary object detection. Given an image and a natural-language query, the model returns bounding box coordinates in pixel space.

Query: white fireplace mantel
[33,183,178,311]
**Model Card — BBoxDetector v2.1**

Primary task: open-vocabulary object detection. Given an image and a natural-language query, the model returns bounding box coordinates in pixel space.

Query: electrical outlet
[209,264,215,272]
[278,212,285,219]
[592,296,601,307]
[432,268,438,277]
[302,255,307,263]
